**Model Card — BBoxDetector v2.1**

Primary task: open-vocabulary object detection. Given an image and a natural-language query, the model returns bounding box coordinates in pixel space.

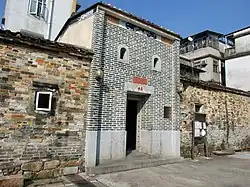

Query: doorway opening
[126,100,138,153]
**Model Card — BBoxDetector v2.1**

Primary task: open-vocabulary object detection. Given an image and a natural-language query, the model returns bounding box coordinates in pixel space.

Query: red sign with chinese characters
[132,77,148,85]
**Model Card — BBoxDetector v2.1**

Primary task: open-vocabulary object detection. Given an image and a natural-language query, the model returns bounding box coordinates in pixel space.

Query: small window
[213,60,219,73]
[152,55,161,71]
[164,106,171,119]
[29,0,47,20]
[118,45,129,63]
[154,58,159,67]
[195,104,202,113]
[120,48,126,59]
[35,91,52,111]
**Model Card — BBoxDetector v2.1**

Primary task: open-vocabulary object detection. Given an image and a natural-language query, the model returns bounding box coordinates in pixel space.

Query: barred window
[164,106,171,119]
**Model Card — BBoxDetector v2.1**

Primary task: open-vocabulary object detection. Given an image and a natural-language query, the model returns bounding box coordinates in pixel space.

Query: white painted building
[225,26,250,91]
[3,0,80,40]
[180,30,227,85]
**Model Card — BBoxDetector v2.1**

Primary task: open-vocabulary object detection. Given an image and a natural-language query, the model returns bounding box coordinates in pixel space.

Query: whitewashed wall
[4,0,74,40]
[226,55,250,91]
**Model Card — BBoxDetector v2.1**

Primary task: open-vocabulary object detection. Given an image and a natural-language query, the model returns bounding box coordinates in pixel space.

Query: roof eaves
[225,25,250,37]
[97,2,180,39]
[181,77,250,97]
[0,30,94,58]
[55,2,100,41]
[56,2,181,40]
[182,30,223,42]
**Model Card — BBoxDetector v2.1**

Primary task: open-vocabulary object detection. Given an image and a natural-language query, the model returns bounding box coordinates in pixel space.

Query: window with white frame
[29,0,47,20]
[117,45,129,63]
[152,55,161,71]
[35,91,52,111]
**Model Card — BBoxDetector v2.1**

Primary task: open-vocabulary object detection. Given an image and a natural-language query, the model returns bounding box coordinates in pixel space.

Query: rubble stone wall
[180,83,250,157]
[0,42,91,179]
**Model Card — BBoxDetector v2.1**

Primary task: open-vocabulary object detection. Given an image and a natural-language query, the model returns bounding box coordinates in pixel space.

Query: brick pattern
[86,10,106,131]
[180,84,250,157]
[0,43,91,170]
[87,9,180,131]
[172,40,181,131]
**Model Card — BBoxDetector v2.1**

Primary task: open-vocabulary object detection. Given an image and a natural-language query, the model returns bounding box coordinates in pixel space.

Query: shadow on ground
[24,174,99,187]
[65,174,98,187]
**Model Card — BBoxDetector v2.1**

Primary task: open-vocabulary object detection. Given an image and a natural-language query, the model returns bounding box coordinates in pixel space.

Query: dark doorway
[126,100,138,152]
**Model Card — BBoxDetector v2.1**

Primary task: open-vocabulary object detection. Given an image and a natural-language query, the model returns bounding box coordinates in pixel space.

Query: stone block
[0,175,24,187]
[21,161,43,172]
[35,168,62,180]
[63,166,78,175]
[23,171,34,180]
[44,160,60,170]
[36,170,54,179]
[53,168,62,178]
[60,160,82,167]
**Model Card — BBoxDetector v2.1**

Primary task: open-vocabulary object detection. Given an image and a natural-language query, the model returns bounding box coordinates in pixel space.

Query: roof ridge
[0,30,94,58]
[55,2,180,40]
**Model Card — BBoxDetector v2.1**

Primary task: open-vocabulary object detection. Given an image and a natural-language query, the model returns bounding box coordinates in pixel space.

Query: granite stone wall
[180,83,250,157]
[0,42,92,179]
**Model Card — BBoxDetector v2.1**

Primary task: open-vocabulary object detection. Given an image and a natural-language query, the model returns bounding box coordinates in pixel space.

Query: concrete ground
[27,153,250,187]
[95,154,250,187]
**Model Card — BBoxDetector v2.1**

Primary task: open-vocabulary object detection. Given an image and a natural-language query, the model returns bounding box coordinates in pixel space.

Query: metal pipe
[47,0,55,40]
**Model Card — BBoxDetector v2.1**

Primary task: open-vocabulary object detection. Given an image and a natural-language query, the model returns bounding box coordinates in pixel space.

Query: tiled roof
[56,2,180,40]
[181,77,250,97]
[0,30,94,58]
[99,2,180,38]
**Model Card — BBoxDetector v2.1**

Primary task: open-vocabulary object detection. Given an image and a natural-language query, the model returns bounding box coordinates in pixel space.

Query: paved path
[228,152,250,159]
[25,174,108,187]
[27,153,250,187]
[95,156,250,187]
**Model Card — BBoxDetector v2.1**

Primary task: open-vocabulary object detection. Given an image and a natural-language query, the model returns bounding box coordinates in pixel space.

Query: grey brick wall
[86,10,105,131]
[173,40,181,131]
[87,9,180,132]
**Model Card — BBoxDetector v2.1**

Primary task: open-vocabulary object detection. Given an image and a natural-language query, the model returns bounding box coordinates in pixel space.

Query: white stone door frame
[127,94,147,152]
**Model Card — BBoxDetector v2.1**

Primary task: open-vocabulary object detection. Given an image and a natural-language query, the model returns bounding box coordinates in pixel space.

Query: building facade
[179,57,250,157]
[57,2,181,167]
[3,0,80,40]
[180,30,226,85]
[225,26,250,91]
[0,30,93,178]
[180,55,204,81]
[180,79,250,157]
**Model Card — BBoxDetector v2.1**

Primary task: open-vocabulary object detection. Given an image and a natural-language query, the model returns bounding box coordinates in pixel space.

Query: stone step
[86,157,184,175]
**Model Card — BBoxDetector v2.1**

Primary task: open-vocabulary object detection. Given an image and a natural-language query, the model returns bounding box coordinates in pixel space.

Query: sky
[0,0,249,37]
